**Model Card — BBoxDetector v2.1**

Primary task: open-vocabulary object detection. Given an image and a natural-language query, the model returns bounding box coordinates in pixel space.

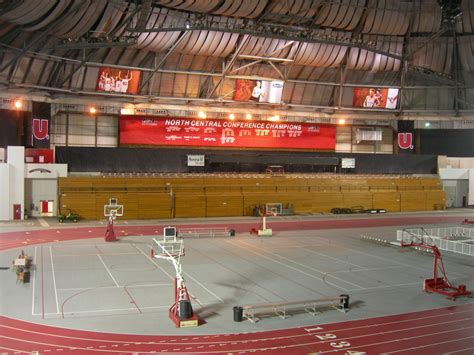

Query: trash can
[233,306,243,322]
[179,300,193,320]
[340,294,349,310]
[229,229,235,237]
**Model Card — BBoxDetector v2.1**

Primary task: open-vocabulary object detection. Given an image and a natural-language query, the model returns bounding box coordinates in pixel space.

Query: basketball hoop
[104,198,123,242]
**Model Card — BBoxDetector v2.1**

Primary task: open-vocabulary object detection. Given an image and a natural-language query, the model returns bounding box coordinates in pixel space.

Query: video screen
[96,67,141,95]
[352,87,399,109]
[234,79,284,104]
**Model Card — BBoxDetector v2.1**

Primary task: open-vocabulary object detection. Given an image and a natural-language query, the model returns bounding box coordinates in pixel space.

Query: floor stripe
[97,254,119,288]
[49,246,60,314]
[38,219,49,227]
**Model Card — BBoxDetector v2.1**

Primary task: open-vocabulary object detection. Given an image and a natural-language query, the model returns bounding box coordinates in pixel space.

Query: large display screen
[96,67,141,94]
[119,116,336,151]
[234,79,284,104]
[352,87,399,109]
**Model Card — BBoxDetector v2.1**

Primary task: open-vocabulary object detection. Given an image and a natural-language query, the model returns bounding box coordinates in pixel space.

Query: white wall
[0,164,11,220]
[470,169,474,206]
[7,146,24,219]
[25,179,58,217]
[439,168,470,180]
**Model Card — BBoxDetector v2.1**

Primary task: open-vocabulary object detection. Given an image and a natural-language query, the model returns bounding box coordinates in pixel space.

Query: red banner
[119,116,336,150]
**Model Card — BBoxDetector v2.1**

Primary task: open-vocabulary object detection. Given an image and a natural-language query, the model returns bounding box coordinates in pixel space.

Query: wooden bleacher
[57,174,446,219]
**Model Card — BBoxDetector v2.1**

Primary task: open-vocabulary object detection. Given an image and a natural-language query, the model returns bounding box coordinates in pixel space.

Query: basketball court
[1,212,473,345]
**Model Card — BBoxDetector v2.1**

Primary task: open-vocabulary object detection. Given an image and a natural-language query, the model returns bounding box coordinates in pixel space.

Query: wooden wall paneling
[137,193,172,219]
[58,177,94,188]
[400,191,427,211]
[59,192,97,219]
[425,190,446,210]
[311,191,343,213]
[206,194,244,217]
[125,178,166,188]
[95,192,139,220]
[174,194,206,218]
[372,191,401,211]
[342,191,373,210]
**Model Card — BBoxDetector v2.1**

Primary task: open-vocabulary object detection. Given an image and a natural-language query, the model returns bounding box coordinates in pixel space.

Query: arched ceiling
[0,0,473,113]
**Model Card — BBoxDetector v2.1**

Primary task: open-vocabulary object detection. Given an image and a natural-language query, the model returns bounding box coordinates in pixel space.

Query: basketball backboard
[152,237,184,259]
[104,197,123,218]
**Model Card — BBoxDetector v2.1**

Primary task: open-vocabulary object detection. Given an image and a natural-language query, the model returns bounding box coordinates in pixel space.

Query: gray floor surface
[1,214,473,335]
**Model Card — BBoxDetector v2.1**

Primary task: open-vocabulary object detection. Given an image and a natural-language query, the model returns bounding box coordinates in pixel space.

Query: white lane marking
[38,218,49,227]
[97,254,120,287]
[31,246,37,316]
[49,246,60,314]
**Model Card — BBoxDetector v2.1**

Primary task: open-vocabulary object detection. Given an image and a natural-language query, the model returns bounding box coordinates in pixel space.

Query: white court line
[31,246,37,316]
[234,239,363,290]
[57,283,169,292]
[301,235,469,278]
[38,218,49,227]
[49,246,60,314]
[52,252,140,257]
[134,245,174,281]
[136,245,223,305]
[303,248,367,269]
[331,265,406,274]
[97,254,119,287]
[182,271,225,304]
[34,302,216,317]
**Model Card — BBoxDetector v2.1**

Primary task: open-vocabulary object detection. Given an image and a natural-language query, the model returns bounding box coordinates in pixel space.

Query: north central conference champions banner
[119,116,336,150]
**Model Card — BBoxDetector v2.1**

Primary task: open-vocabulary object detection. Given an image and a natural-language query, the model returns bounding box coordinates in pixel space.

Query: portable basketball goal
[151,227,199,327]
[104,198,123,242]
[400,227,471,300]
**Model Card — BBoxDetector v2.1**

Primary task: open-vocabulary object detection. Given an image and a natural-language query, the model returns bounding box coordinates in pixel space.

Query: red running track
[1,304,473,354]
[1,214,473,354]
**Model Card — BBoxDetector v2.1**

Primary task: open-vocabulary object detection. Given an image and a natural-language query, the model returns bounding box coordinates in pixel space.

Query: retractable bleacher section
[58,174,445,219]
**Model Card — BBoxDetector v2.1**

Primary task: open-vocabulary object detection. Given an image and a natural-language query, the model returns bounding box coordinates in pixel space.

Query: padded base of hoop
[258,228,272,237]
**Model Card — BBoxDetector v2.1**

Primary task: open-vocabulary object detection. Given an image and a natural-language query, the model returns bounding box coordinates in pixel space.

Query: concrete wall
[439,167,470,208]
[7,146,24,219]
[0,164,10,220]
[25,179,58,217]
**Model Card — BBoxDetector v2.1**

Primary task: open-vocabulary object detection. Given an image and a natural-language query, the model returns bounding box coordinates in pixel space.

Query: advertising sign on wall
[234,79,284,103]
[29,102,51,148]
[353,87,399,109]
[96,67,141,94]
[119,116,336,151]
[187,155,205,166]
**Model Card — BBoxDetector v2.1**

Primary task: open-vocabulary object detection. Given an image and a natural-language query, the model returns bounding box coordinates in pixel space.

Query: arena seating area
[58,174,445,220]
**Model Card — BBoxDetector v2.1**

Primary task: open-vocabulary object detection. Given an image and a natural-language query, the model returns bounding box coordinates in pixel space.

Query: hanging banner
[119,116,336,150]
[96,67,141,94]
[353,87,399,109]
[28,102,51,148]
[234,79,284,103]
[397,120,415,154]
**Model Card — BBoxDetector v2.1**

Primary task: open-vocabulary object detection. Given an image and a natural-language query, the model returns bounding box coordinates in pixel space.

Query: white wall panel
[0,164,11,220]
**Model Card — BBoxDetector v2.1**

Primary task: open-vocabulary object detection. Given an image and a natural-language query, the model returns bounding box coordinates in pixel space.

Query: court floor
[1,215,473,337]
